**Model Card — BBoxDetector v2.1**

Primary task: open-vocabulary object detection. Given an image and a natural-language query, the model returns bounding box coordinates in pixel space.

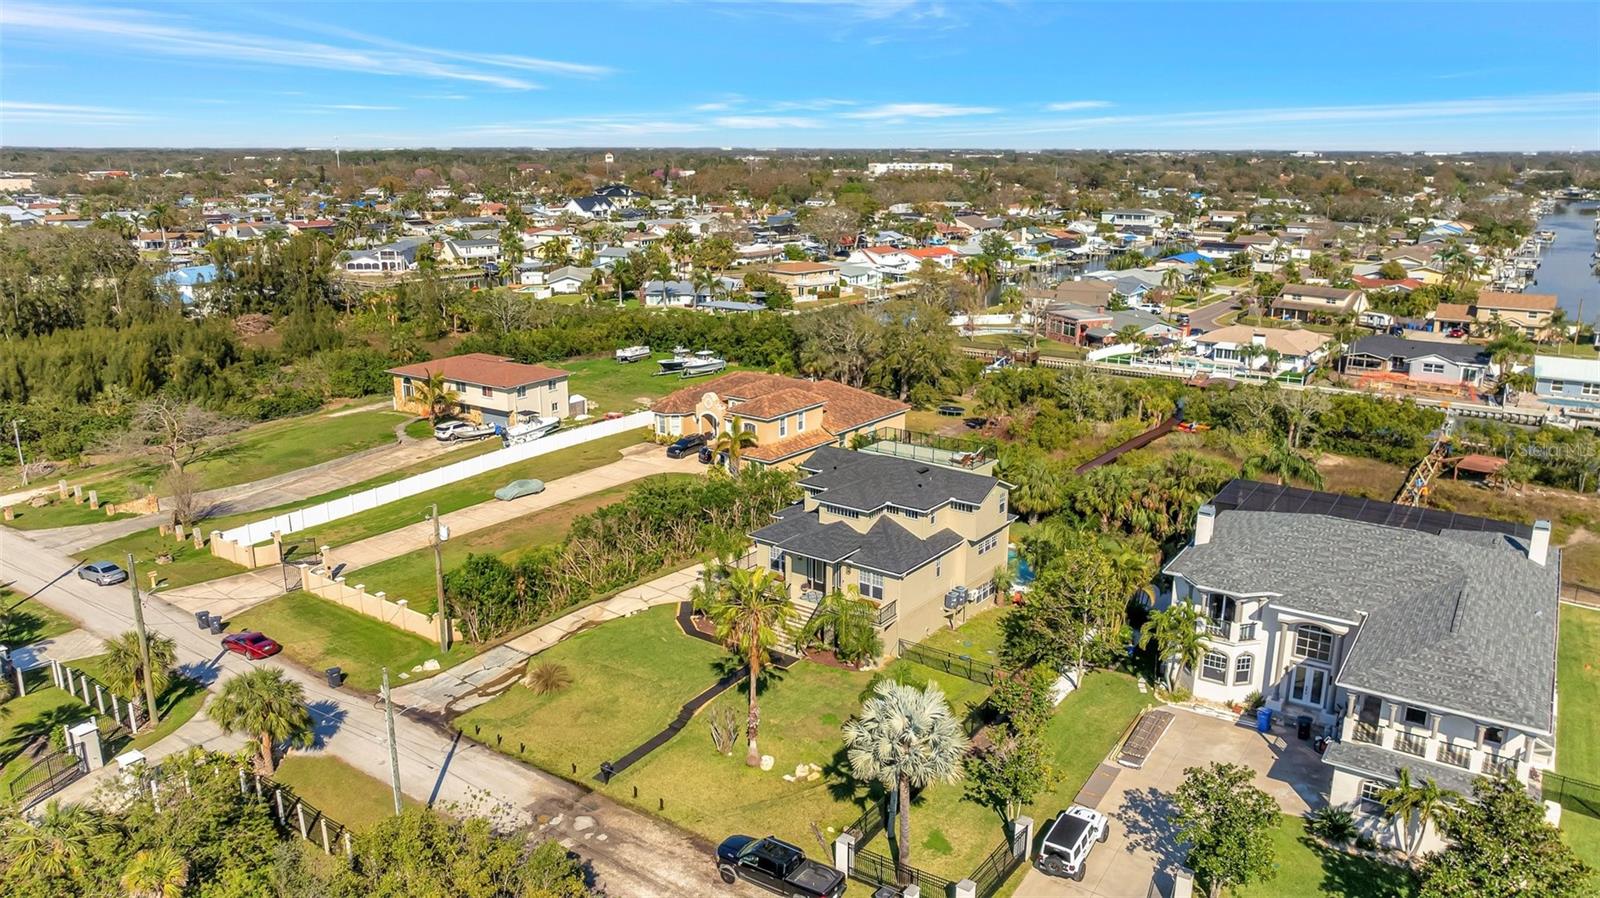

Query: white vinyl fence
[218,412,651,546]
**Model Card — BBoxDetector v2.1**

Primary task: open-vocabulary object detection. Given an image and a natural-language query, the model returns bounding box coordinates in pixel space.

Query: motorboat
[615,344,651,363]
[503,411,561,445]
[680,350,727,377]
[656,345,693,372]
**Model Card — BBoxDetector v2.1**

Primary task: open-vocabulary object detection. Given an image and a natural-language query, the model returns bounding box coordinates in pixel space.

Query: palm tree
[843,680,969,883]
[800,586,881,664]
[1137,603,1207,691]
[713,416,760,474]
[699,567,792,767]
[537,236,571,267]
[143,203,180,255]
[120,846,188,898]
[207,668,315,774]
[100,630,176,728]
[1243,441,1325,489]
[413,369,460,423]
[1378,769,1455,861]
[0,801,105,881]
[1003,453,1060,524]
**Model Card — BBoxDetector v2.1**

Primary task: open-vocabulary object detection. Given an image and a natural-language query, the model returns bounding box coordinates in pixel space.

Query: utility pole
[127,554,158,728]
[11,420,26,486]
[382,666,403,816]
[430,503,451,652]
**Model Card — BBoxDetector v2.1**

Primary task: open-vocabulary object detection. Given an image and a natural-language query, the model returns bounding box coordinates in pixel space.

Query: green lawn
[454,605,728,777]
[1557,604,1600,872]
[403,418,433,440]
[74,529,246,592]
[959,334,1086,360]
[2,492,141,530]
[0,589,78,645]
[917,605,1007,665]
[65,652,207,752]
[559,356,752,417]
[230,591,476,693]
[1234,814,1418,898]
[273,754,420,832]
[0,685,98,796]
[351,475,686,613]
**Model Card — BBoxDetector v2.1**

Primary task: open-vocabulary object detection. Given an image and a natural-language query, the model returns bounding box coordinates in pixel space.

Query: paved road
[1,527,739,898]
[1183,297,1236,334]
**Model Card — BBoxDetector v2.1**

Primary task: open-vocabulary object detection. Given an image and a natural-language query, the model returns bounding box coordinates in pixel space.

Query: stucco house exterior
[650,372,907,468]
[766,261,840,298]
[751,446,1013,654]
[1341,335,1491,391]
[1162,481,1559,852]
[1474,291,1558,338]
[1271,284,1366,323]
[388,353,571,427]
[1190,326,1330,374]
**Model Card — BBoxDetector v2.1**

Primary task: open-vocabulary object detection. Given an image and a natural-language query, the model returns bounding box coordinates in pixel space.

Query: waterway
[1533,203,1600,322]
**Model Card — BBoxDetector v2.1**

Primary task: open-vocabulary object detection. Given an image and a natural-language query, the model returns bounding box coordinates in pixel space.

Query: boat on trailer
[503,411,562,445]
[656,346,693,373]
[680,350,727,377]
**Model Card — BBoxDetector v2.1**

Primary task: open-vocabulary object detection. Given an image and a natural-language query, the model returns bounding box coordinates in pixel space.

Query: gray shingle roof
[751,503,965,576]
[1347,335,1489,366]
[796,446,997,512]
[1165,492,1558,732]
[1322,740,1479,795]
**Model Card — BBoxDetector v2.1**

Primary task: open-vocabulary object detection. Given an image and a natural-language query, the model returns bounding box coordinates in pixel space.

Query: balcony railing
[1352,720,1381,746]
[875,601,898,629]
[1485,753,1519,777]
[1202,619,1258,642]
[1438,742,1472,769]
[1395,732,1427,758]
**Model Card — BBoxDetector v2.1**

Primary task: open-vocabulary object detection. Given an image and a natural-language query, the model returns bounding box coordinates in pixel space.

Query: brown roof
[768,261,839,275]
[1452,454,1508,475]
[1029,280,1114,304]
[1433,303,1474,322]
[733,387,827,420]
[387,353,569,388]
[1476,291,1557,312]
[1281,283,1359,301]
[743,428,837,462]
[652,371,906,433]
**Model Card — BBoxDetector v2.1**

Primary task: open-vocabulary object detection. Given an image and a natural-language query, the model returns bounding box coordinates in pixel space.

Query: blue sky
[2,1,1597,150]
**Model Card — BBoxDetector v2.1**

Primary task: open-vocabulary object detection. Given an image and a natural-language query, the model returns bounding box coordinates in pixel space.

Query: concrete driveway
[1016,706,1329,898]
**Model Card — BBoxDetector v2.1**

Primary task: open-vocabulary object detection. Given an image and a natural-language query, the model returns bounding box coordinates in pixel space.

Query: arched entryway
[700,413,720,435]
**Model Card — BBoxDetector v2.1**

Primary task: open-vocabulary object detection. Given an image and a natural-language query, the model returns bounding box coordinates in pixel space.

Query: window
[977,534,999,555]
[1294,625,1334,663]
[1549,380,1567,391]
[779,417,788,438]
[769,551,784,574]
[929,511,937,526]
[1420,362,1446,376]
[401,378,413,398]
[934,558,942,578]
[822,503,863,519]
[859,569,884,601]
[952,501,979,514]
[1584,383,1600,398]
[1233,654,1254,685]
[797,410,806,431]
[1483,726,1505,746]
[517,386,527,398]
[999,494,1008,516]
[1403,706,1429,728]
[1360,781,1386,814]
[1200,651,1227,683]
[743,421,757,435]
[551,401,559,413]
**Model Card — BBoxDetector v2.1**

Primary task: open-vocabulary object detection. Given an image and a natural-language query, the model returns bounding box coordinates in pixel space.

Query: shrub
[1306,806,1358,846]
[522,661,573,695]
[1244,690,1265,712]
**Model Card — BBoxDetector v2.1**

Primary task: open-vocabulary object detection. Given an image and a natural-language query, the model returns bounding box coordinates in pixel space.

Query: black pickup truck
[716,835,847,898]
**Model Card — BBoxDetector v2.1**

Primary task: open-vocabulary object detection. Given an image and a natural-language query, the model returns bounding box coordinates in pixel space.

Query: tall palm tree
[699,567,792,767]
[1137,603,1207,691]
[100,630,176,728]
[0,801,105,882]
[843,680,969,883]
[207,668,315,774]
[800,586,881,664]
[120,846,188,898]
[1243,441,1324,489]
[143,203,179,255]
[713,416,760,474]
[537,236,571,267]
[413,369,460,423]
[1378,769,1455,861]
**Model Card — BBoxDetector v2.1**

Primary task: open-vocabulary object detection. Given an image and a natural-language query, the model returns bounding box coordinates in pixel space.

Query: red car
[222,631,282,660]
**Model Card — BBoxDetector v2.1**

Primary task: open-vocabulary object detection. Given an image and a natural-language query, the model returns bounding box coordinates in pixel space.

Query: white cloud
[0,3,607,90]
[1045,100,1112,112]
[317,104,401,111]
[0,100,149,125]
[416,93,469,101]
[769,98,857,111]
[694,102,734,111]
[712,115,821,129]
[842,102,996,120]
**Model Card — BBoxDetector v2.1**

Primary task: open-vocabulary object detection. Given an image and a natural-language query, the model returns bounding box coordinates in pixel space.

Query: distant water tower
[604,152,614,174]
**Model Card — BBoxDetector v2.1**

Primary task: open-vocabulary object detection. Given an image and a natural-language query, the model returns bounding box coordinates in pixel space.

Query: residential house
[1045,303,1176,347]
[1271,284,1366,323]
[1027,280,1115,310]
[1191,325,1330,373]
[544,265,595,295]
[649,371,908,468]
[751,446,1012,651]
[1163,480,1558,852]
[837,263,883,295]
[440,238,501,266]
[767,261,841,298]
[341,237,427,274]
[388,353,571,427]
[154,264,220,308]
[1340,335,1491,391]
[1533,356,1600,409]
[1101,208,1174,229]
[1429,303,1476,335]
[641,279,708,308]
[904,246,957,269]
[846,245,919,279]
[1473,291,1558,338]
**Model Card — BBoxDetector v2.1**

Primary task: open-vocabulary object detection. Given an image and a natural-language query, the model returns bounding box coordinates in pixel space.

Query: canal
[1533,202,1600,322]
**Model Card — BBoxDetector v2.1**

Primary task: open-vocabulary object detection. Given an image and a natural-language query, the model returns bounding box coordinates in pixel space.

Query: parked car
[494,479,546,501]
[222,631,282,660]
[715,835,846,897]
[1447,328,1467,339]
[77,561,128,586]
[666,433,707,458]
[1034,805,1110,882]
[434,420,497,442]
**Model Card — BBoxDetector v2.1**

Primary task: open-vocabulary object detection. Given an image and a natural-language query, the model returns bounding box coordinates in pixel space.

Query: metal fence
[1544,772,1600,821]
[849,846,954,897]
[843,799,887,845]
[241,770,356,857]
[897,639,1003,686]
[6,747,86,808]
[969,835,1027,898]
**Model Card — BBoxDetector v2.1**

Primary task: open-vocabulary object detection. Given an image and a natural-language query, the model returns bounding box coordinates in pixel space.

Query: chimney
[1251,332,1267,347]
[1529,519,1551,566]
[1194,504,1216,546]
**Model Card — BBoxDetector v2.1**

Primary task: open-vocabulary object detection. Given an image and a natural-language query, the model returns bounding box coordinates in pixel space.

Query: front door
[1288,664,1328,708]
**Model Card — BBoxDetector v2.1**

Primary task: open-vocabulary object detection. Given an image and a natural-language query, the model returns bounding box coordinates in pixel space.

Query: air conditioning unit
[943,586,969,611]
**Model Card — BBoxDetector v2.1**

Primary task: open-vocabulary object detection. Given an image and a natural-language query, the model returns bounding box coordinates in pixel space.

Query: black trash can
[208,617,225,635]
[872,887,900,898]
[195,611,210,630]
[326,667,343,688]
[1296,715,1313,741]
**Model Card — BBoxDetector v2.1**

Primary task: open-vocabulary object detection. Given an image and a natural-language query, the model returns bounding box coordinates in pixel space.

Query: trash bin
[1296,715,1313,741]
[195,611,210,630]
[1255,707,1272,734]
[872,886,901,898]
[208,617,225,635]
[325,667,343,688]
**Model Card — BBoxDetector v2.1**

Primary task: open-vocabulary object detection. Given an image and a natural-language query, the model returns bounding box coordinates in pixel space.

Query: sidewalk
[7,628,106,670]
[46,714,242,809]
[393,564,702,714]
[158,568,294,620]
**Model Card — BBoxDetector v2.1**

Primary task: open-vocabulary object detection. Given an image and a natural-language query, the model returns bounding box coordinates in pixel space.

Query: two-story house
[1271,284,1366,323]
[1474,291,1558,338]
[751,447,1013,653]
[342,237,427,274]
[766,261,841,298]
[388,353,572,427]
[1162,480,1559,851]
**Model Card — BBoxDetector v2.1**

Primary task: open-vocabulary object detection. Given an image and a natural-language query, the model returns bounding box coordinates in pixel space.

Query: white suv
[1035,804,1109,882]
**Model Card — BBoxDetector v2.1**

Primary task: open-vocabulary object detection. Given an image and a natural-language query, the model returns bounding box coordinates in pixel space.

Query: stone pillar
[902,886,920,898]
[174,523,185,542]
[58,478,68,498]
[1012,815,1034,860]
[193,527,204,549]
[2,507,12,522]
[68,719,105,770]
[86,490,98,509]
[953,880,977,898]
[832,832,856,875]
[73,485,83,504]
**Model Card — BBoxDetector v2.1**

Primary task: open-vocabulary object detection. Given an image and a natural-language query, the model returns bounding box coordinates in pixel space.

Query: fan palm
[413,369,460,423]
[700,567,792,766]
[713,416,760,474]
[1378,769,1455,860]
[207,667,315,774]
[800,586,881,664]
[0,801,106,882]
[120,846,188,898]
[100,630,176,727]
[843,680,969,882]
[1137,603,1207,691]
[1243,441,1324,489]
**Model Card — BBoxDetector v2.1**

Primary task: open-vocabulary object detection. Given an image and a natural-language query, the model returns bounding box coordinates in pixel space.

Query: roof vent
[917,466,930,474]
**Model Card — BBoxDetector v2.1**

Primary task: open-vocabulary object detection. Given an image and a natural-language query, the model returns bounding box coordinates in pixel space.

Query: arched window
[1294,625,1334,663]
[1200,651,1227,683]
[1234,654,1255,685]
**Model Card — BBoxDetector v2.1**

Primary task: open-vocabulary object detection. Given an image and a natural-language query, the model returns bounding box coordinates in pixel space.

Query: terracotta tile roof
[1476,291,1557,312]
[651,372,907,433]
[387,352,569,389]
[733,387,826,420]
[905,246,954,258]
[743,428,837,462]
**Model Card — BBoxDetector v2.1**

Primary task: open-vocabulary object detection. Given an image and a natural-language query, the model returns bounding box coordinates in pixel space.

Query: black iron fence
[6,747,86,808]
[843,799,887,845]
[241,769,356,857]
[849,846,954,897]
[1543,772,1600,821]
[969,835,1028,898]
[897,639,1004,686]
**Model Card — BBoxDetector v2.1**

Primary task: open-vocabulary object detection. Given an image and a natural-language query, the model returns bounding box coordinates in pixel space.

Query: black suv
[666,433,708,458]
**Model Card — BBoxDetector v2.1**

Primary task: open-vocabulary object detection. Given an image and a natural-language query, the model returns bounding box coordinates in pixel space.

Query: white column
[832,832,856,874]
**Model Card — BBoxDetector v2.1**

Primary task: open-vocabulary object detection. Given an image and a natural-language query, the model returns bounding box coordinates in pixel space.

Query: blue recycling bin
[1256,707,1272,733]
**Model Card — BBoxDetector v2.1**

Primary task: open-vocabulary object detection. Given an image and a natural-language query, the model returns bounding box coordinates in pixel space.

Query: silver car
[78,561,129,586]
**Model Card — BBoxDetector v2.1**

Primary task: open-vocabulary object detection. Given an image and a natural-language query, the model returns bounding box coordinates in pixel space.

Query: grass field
[0,589,78,645]
[75,528,247,592]
[350,475,688,613]
[1557,604,1600,873]
[273,754,419,831]
[0,685,95,796]
[1234,815,1418,898]
[453,605,728,777]
[917,604,1006,663]
[560,356,751,417]
[230,591,476,693]
[66,652,207,752]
